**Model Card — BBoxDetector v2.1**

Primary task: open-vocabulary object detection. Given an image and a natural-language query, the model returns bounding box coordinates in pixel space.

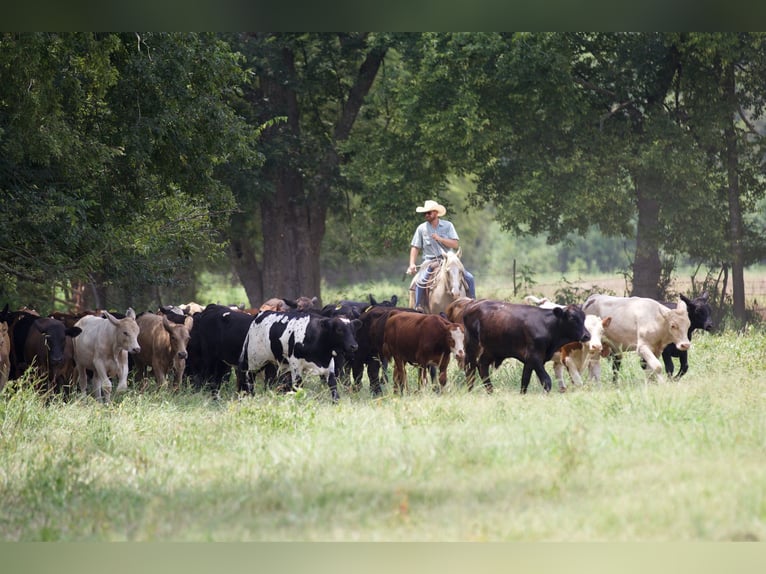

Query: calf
[238,310,361,402]
[582,294,691,381]
[381,311,465,394]
[660,292,713,378]
[73,309,141,402]
[135,312,193,390]
[554,315,612,391]
[462,300,591,393]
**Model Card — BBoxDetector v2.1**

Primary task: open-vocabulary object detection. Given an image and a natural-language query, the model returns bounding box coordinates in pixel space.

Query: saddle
[408,259,443,310]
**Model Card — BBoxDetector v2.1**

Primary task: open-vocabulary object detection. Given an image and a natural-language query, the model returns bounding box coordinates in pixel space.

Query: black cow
[320,294,399,320]
[660,292,713,378]
[320,294,399,391]
[24,317,82,395]
[238,310,361,402]
[462,299,591,393]
[185,303,255,397]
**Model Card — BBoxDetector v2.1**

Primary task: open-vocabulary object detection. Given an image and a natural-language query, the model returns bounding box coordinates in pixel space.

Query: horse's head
[440,251,466,298]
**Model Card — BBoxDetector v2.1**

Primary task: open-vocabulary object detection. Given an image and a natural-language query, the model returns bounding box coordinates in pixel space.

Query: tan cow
[582,294,691,381]
[135,312,193,390]
[73,308,141,402]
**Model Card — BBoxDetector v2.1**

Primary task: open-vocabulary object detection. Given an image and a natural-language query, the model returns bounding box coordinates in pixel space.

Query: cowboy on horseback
[406,200,476,311]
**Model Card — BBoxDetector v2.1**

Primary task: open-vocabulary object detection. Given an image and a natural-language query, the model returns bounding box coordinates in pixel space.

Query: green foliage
[0,33,258,311]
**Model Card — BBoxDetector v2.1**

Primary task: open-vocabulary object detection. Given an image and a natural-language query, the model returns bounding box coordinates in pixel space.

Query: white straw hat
[415,200,446,216]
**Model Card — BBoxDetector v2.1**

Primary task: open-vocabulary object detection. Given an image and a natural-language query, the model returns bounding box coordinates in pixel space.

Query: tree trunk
[230,36,386,306]
[722,62,746,323]
[631,173,662,299]
[261,166,326,302]
[230,232,263,308]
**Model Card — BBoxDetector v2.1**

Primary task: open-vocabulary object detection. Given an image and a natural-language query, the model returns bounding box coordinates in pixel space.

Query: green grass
[1,329,765,541]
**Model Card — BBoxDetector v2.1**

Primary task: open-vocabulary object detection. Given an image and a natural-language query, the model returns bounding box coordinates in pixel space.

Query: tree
[0,33,257,311]
[675,32,766,322]
[223,33,395,306]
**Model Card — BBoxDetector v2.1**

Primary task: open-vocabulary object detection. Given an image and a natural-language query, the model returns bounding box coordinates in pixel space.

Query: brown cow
[444,296,479,325]
[135,312,193,390]
[382,311,465,394]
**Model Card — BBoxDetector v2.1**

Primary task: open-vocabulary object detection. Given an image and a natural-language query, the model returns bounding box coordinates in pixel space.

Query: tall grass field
[1,327,764,541]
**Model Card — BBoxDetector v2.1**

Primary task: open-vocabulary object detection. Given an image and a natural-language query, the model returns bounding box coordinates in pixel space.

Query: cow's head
[326,317,360,357]
[162,315,191,361]
[33,318,81,365]
[105,308,141,354]
[554,305,591,343]
[681,291,714,333]
[668,299,692,351]
[583,314,611,356]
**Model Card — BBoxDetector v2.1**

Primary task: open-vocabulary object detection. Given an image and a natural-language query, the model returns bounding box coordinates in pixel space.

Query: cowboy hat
[415,200,446,216]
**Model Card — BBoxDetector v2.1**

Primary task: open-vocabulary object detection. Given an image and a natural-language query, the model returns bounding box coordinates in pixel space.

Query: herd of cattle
[0,289,714,403]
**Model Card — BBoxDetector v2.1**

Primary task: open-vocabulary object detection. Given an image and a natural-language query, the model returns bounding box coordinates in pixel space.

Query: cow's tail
[238,332,250,372]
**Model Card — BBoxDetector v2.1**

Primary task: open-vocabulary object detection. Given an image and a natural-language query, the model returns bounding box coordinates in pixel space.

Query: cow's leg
[676,349,689,379]
[77,365,89,398]
[520,362,534,394]
[115,361,129,394]
[661,345,676,377]
[324,372,340,403]
[173,357,186,391]
[152,359,167,388]
[393,359,406,394]
[564,355,584,388]
[478,357,493,393]
[611,351,622,384]
[436,357,449,392]
[553,356,567,392]
[588,358,602,386]
[527,360,552,393]
[636,344,663,380]
[366,358,382,397]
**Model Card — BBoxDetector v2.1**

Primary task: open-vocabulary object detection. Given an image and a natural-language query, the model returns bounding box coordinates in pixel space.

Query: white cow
[582,294,691,381]
[73,308,141,402]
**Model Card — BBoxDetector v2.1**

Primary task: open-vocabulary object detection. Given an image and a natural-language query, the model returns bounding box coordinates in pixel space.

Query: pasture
[1,325,764,541]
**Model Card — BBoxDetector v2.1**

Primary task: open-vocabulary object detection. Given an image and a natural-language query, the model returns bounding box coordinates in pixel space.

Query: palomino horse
[409,250,470,315]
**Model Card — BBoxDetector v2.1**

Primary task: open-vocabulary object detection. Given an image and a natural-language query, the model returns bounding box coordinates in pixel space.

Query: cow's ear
[553,307,565,318]
[126,307,136,319]
[680,294,692,306]
[700,291,709,302]
[162,315,174,331]
[676,299,688,313]
[66,327,83,338]
[602,316,612,328]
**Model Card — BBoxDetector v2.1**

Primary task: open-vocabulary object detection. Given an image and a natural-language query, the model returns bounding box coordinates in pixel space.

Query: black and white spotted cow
[238,310,361,402]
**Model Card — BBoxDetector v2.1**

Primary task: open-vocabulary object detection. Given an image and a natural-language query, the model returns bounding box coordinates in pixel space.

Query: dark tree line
[2,33,765,323]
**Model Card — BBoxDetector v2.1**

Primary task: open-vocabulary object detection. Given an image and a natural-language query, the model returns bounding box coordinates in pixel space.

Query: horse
[409,250,470,315]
